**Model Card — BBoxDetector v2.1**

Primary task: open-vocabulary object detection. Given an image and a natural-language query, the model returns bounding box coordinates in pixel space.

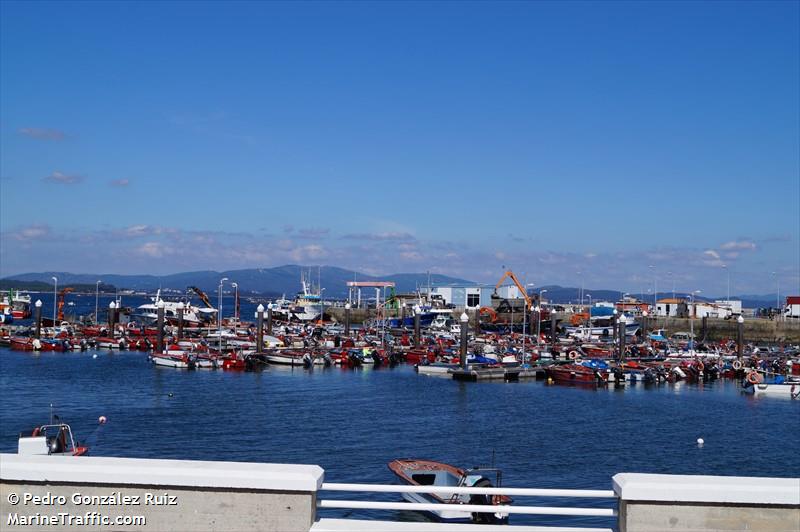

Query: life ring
[569,350,578,360]
[746,371,760,384]
[696,361,705,371]
[732,359,742,370]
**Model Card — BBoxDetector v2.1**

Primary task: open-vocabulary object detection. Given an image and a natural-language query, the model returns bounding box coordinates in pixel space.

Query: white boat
[134,290,214,326]
[388,459,511,523]
[748,381,800,398]
[150,353,194,369]
[263,350,329,367]
[415,362,458,375]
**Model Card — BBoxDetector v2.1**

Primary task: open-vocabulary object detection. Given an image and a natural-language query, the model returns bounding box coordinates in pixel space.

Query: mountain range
[2,265,471,298]
[1,266,785,308]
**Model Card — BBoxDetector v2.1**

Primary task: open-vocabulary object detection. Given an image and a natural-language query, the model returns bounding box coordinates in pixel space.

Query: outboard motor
[302,352,313,369]
[371,352,382,366]
[613,367,625,386]
[323,353,333,367]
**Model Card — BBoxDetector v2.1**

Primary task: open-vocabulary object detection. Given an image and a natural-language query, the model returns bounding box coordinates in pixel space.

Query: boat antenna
[50,403,53,424]
[491,448,496,469]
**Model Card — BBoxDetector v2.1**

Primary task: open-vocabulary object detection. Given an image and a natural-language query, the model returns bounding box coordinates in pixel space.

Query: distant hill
[3,266,473,298]
[0,279,117,293]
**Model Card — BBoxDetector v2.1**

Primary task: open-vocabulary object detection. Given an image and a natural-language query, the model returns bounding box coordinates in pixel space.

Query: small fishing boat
[18,423,88,456]
[388,459,511,523]
[545,363,607,385]
[96,337,128,350]
[150,352,195,369]
[745,374,800,398]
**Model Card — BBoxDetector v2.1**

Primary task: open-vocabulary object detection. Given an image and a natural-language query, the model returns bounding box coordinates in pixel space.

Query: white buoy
[92,354,98,359]
[697,438,704,446]
[98,416,107,424]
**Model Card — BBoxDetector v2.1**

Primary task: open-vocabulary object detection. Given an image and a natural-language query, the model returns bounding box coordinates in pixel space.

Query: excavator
[187,286,214,310]
[478,270,536,325]
[56,288,74,322]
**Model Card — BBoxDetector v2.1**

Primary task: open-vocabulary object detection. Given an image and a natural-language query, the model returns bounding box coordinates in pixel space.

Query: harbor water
[1,337,798,528]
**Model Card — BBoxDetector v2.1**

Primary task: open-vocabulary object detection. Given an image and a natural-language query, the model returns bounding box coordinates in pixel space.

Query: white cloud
[43,171,84,185]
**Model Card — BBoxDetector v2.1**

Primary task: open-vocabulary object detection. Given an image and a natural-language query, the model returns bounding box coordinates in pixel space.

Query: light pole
[722,265,730,302]
[231,282,239,321]
[538,289,548,342]
[218,277,228,325]
[320,288,326,324]
[535,305,542,342]
[649,265,657,312]
[689,290,700,352]
[642,310,648,342]
[51,276,58,325]
[95,280,101,325]
[772,271,780,319]
[585,294,592,338]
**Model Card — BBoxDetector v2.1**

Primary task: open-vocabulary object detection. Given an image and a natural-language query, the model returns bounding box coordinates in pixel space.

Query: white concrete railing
[318,482,618,517]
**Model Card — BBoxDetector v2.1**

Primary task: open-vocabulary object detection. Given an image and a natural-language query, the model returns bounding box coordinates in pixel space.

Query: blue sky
[1,0,798,296]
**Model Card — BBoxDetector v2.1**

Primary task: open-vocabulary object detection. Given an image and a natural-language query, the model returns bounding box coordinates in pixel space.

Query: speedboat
[388,459,511,523]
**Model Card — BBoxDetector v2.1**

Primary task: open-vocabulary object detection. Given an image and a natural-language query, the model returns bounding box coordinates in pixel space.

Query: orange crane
[57,287,74,321]
[494,270,532,308]
[188,286,214,309]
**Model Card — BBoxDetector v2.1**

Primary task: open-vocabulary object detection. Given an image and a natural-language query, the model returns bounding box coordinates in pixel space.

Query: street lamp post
[689,290,701,353]
[344,303,351,338]
[535,305,542,343]
[95,280,101,325]
[737,315,744,360]
[585,294,593,338]
[231,282,239,321]
[218,277,228,350]
[51,276,58,325]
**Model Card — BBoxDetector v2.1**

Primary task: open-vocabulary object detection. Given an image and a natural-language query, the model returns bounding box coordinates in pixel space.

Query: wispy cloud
[18,127,67,141]
[6,224,53,241]
[341,232,416,242]
[42,171,84,185]
[110,178,130,187]
[719,239,756,251]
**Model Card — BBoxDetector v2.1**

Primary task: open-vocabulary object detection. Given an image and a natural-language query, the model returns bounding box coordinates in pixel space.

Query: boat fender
[32,427,40,437]
[696,361,705,372]
[32,339,42,350]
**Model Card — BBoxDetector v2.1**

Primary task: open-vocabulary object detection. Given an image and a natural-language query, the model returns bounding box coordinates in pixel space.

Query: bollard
[344,304,351,337]
[34,300,42,339]
[177,303,184,341]
[413,306,420,349]
[256,304,264,353]
[459,312,469,370]
[156,302,165,354]
[737,315,744,360]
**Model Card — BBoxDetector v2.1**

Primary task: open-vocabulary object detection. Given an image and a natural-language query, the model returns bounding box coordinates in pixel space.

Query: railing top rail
[317,500,617,517]
[320,482,616,498]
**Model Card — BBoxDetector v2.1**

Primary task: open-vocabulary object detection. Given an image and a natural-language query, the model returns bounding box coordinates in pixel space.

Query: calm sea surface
[1,294,798,528]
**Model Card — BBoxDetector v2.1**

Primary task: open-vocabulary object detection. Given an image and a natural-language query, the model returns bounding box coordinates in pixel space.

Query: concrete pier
[0,454,322,532]
[613,473,800,532]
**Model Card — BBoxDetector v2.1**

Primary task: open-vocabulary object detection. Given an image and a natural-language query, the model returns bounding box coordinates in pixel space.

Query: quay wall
[613,473,800,532]
[0,454,322,532]
[2,456,798,532]
[326,307,800,343]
